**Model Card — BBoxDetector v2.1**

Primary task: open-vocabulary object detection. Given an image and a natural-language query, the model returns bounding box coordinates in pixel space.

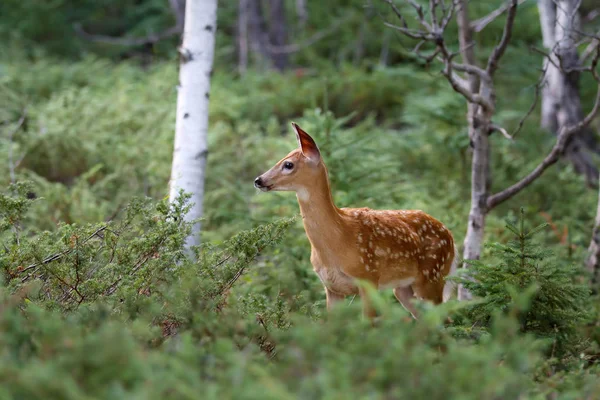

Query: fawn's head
[254,123,323,193]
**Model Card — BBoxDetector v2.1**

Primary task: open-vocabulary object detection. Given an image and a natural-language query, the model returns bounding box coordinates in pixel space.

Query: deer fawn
[254,123,457,319]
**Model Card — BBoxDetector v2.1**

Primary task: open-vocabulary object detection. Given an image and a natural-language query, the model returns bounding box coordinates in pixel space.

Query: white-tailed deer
[254,123,457,318]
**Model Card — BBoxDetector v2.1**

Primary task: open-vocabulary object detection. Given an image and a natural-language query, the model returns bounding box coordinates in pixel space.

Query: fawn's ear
[292,122,321,164]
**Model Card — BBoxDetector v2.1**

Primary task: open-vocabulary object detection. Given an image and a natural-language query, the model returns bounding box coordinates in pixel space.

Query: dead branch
[487,45,600,209]
[471,0,528,33]
[488,123,513,140]
[486,0,519,76]
[511,76,543,138]
[384,22,435,40]
[441,61,493,109]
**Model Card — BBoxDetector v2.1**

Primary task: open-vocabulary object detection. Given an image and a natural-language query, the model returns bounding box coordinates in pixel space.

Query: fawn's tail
[443,245,459,302]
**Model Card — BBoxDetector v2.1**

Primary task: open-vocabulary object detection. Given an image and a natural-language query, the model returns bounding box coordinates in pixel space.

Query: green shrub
[456,209,592,355]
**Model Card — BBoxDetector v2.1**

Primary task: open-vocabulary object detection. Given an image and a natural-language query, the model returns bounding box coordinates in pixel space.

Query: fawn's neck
[296,164,346,254]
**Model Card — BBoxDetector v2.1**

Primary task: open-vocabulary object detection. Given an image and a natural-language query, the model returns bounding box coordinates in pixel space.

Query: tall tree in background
[238,0,289,72]
[538,0,600,284]
[382,0,600,299]
[169,0,218,252]
[539,0,600,187]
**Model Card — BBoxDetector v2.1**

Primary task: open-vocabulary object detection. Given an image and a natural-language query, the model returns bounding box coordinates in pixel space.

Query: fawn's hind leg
[393,286,419,319]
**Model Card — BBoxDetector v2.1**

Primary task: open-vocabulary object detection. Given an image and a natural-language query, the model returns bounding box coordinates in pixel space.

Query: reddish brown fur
[255,123,456,319]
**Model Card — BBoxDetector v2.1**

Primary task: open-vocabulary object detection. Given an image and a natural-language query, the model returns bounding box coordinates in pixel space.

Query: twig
[511,73,544,138]
[471,0,528,33]
[486,0,519,76]
[489,123,513,140]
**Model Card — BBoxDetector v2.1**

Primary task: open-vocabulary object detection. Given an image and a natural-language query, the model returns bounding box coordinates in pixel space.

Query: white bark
[169,0,217,251]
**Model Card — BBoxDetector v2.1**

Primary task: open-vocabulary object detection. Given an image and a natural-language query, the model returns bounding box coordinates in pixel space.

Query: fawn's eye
[283,161,294,170]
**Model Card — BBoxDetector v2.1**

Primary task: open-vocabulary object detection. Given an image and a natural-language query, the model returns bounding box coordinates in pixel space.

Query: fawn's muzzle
[254,176,270,191]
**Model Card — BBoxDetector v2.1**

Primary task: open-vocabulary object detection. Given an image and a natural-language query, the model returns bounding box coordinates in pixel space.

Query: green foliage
[456,209,592,354]
[1,184,599,399]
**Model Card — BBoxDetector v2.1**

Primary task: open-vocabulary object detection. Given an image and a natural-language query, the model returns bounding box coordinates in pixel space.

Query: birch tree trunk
[169,0,217,252]
[539,0,599,186]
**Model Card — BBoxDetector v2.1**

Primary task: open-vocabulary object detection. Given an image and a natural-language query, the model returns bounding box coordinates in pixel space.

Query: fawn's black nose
[254,177,263,188]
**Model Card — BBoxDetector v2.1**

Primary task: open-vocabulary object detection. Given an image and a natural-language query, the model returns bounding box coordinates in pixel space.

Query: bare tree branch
[450,61,490,81]
[382,0,410,28]
[471,0,528,33]
[511,76,542,138]
[486,0,519,76]
[384,22,435,40]
[487,45,600,209]
[489,123,513,140]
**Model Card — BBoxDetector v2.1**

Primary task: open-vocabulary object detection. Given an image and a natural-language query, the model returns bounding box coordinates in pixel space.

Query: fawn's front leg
[325,287,345,311]
[358,286,377,320]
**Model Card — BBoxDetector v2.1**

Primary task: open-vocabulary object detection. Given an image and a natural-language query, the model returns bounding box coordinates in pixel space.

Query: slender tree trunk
[168,0,186,31]
[248,0,272,69]
[268,0,288,70]
[587,180,600,283]
[539,0,599,186]
[169,0,217,252]
[457,0,492,300]
[238,0,249,74]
